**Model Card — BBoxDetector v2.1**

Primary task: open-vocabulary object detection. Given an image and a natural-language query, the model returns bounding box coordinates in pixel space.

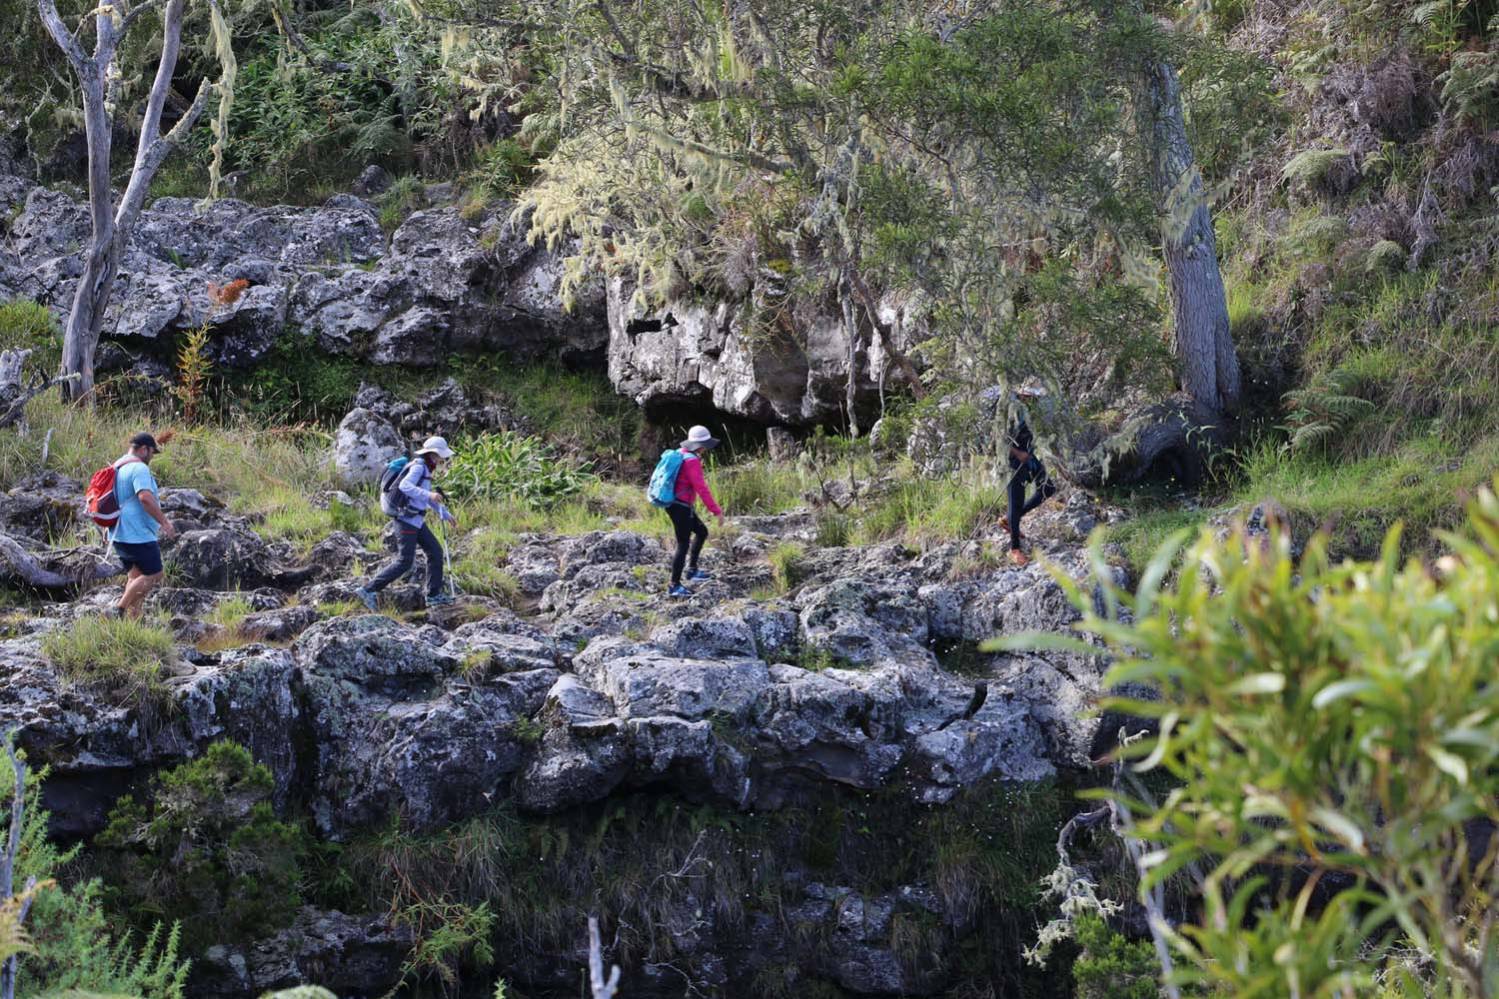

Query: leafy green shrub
[42,618,178,714]
[444,432,594,509]
[97,742,306,953]
[400,901,495,986]
[0,299,62,374]
[1071,914,1156,999]
[224,328,363,424]
[476,138,536,197]
[454,361,640,461]
[999,486,1499,995]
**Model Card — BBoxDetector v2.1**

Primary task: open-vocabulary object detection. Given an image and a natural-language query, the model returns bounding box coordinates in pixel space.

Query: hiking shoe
[668,584,693,599]
[1008,548,1029,567]
[354,587,378,611]
[426,592,456,607]
[687,569,712,581]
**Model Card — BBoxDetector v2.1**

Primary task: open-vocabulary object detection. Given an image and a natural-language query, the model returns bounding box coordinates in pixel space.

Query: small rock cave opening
[1137,442,1206,492]
[640,397,790,462]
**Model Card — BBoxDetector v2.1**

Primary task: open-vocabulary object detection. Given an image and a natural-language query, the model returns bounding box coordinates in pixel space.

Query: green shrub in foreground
[999,484,1499,995]
[97,742,306,954]
[41,617,178,713]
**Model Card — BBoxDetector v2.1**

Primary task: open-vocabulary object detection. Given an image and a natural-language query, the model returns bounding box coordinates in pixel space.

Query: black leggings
[369,522,445,596]
[1007,460,1058,549]
[666,502,708,586]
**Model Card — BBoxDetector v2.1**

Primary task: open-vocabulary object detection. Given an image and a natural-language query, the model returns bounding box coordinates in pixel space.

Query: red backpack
[85,456,140,530]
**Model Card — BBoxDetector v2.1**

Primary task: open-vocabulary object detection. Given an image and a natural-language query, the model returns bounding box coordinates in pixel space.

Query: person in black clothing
[998,387,1057,566]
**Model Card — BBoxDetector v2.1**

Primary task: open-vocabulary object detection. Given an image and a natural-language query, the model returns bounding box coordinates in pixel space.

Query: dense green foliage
[6,756,189,999]
[97,742,306,955]
[1070,914,1157,999]
[443,431,594,508]
[1002,484,1499,994]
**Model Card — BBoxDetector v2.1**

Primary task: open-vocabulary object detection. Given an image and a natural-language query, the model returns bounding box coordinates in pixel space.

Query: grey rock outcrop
[0,171,608,372]
[193,909,415,999]
[351,378,523,439]
[330,407,404,488]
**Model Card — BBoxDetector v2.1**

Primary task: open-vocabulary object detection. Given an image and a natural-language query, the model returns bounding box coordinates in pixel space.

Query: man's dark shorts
[114,540,163,576]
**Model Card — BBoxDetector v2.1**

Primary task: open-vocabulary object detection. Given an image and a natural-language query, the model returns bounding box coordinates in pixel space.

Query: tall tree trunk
[1142,59,1240,419]
[59,15,115,404]
[38,0,215,404]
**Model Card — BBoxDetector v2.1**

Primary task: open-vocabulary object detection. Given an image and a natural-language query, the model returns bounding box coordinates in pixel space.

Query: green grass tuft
[43,616,179,712]
[768,541,807,594]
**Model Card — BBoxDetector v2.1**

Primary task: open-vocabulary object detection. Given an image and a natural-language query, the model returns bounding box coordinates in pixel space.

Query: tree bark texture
[36,0,211,403]
[1143,60,1241,420]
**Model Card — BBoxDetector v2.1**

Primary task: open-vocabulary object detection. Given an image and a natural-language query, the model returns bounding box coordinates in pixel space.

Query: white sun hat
[416,436,455,459]
[680,425,720,450]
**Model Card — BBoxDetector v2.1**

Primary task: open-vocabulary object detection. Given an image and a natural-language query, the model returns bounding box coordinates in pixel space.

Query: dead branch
[0,533,122,590]
[588,916,621,999]
[0,374,82,431]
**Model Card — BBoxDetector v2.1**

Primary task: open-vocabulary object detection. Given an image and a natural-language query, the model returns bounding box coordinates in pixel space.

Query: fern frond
[1290,422,1335,452]
[1282,148,1350,186]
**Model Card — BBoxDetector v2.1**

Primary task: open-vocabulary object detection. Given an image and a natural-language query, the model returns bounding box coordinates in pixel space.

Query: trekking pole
[441,515,457,599]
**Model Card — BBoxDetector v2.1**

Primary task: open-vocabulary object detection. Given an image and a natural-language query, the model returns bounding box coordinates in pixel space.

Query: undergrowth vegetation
[314,780,1075,995]
[444,432,593,508]
[4,750,191,999]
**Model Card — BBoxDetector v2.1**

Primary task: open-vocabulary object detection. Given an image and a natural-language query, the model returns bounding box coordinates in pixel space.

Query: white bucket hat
[680,425,720,450]
[416,436,455,459]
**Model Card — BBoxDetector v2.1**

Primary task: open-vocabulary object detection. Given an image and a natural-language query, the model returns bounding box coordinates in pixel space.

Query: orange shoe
[1008,547,1029,567]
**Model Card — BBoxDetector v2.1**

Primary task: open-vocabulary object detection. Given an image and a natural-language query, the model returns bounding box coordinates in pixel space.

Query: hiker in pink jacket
[667,425,725,597]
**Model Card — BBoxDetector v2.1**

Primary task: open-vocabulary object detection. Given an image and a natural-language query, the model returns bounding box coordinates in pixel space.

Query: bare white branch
[588,916,622,999]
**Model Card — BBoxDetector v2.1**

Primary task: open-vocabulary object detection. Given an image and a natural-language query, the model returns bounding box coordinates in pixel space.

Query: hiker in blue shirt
[112,432,178,619]
[357,436,458,609]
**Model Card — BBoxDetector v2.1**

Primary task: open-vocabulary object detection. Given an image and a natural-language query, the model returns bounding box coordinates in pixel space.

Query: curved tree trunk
[1142,59,1241,420]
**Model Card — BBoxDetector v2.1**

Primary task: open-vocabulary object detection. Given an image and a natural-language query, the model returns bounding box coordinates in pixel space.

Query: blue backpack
[646,449,686,507]
[379,455,413,517]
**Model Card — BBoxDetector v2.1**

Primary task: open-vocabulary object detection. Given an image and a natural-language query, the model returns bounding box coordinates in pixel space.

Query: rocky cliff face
[606,278,921,430]
[0,172,608,373]
[0,470,1124,997]
[0,169,924,433]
